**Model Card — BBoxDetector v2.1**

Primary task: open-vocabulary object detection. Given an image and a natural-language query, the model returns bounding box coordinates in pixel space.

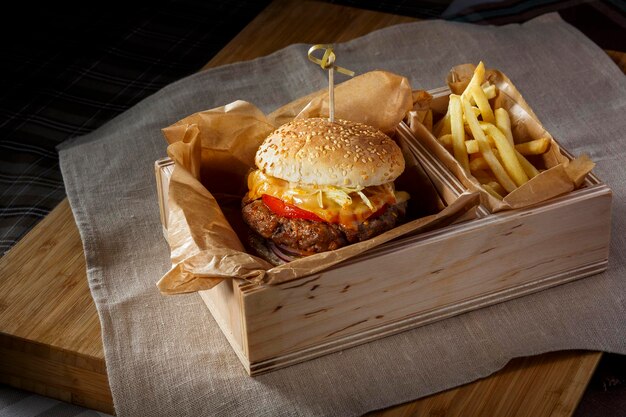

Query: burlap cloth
[58,14,626,417]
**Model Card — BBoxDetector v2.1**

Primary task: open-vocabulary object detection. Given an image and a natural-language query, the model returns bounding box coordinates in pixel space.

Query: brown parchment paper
[156,70,479,294]
[408,63,595,212]
[269,70,414,133]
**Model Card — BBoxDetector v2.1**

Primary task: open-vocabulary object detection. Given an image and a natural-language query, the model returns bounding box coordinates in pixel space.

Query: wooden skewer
[307,44,355,123]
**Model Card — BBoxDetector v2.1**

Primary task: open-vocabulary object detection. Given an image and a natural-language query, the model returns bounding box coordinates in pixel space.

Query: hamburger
[242,117,410,263]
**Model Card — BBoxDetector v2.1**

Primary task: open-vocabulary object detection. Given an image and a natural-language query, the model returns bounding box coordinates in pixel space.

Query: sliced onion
[268,241,316,262]
[276,243,317,257]
[268,241,300,262]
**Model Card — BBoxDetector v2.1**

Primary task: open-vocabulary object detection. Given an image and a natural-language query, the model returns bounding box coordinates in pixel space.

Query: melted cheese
[246,170,409,229]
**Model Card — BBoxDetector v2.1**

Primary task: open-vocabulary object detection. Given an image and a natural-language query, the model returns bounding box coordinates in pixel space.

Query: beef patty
[242,199,407,253]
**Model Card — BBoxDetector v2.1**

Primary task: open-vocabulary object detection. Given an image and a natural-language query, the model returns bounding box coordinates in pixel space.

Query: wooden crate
[155,120,611,376]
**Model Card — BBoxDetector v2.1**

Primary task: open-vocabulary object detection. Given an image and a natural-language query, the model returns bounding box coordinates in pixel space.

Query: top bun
[255,118,404,188]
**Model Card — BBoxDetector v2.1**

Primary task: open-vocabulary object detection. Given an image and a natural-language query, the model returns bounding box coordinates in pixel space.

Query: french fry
[438,62,550,199]
[449,94,470,172]
[515,149,541,179]
[486,181,506,196]
[462,96,517,193]
[461,61,485,101]
[469,156,489,172]
[470,84,495,124]
[434,112,451,137]
[490,112,542,177]
[440,135,488,155]
[470,83,497,105]
[438,133,453,149]
[464,123,474,137]
[471,169,495,184]
[495,108,514,145]
[483,183,503,200]
[492,147,505,165]
[483,124,529,186]
[473,171,508,200]
[482,84,497,99]
[463,106,482,138]
[515,137,550,155]
[465,140,479,154]
[471,137,499,153]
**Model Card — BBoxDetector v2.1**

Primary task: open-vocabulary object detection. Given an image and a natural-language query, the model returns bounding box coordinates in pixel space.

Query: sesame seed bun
[255,118,404,188]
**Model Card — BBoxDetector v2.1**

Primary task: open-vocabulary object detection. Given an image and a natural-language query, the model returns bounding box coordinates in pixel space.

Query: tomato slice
[262,194,324,222]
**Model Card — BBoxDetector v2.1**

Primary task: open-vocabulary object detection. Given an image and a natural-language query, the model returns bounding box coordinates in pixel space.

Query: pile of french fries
[433,62,550,200]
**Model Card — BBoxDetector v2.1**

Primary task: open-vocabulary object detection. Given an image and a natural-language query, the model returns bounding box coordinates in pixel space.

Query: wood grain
[367,350,601,417]
[0,0,615,415]
[0,199,113,414]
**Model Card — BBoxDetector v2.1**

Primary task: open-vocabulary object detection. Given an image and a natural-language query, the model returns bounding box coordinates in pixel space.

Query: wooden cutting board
[1,0,614,415]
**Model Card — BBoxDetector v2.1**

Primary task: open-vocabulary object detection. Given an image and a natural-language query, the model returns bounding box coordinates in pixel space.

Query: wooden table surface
[3,0,622,415]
